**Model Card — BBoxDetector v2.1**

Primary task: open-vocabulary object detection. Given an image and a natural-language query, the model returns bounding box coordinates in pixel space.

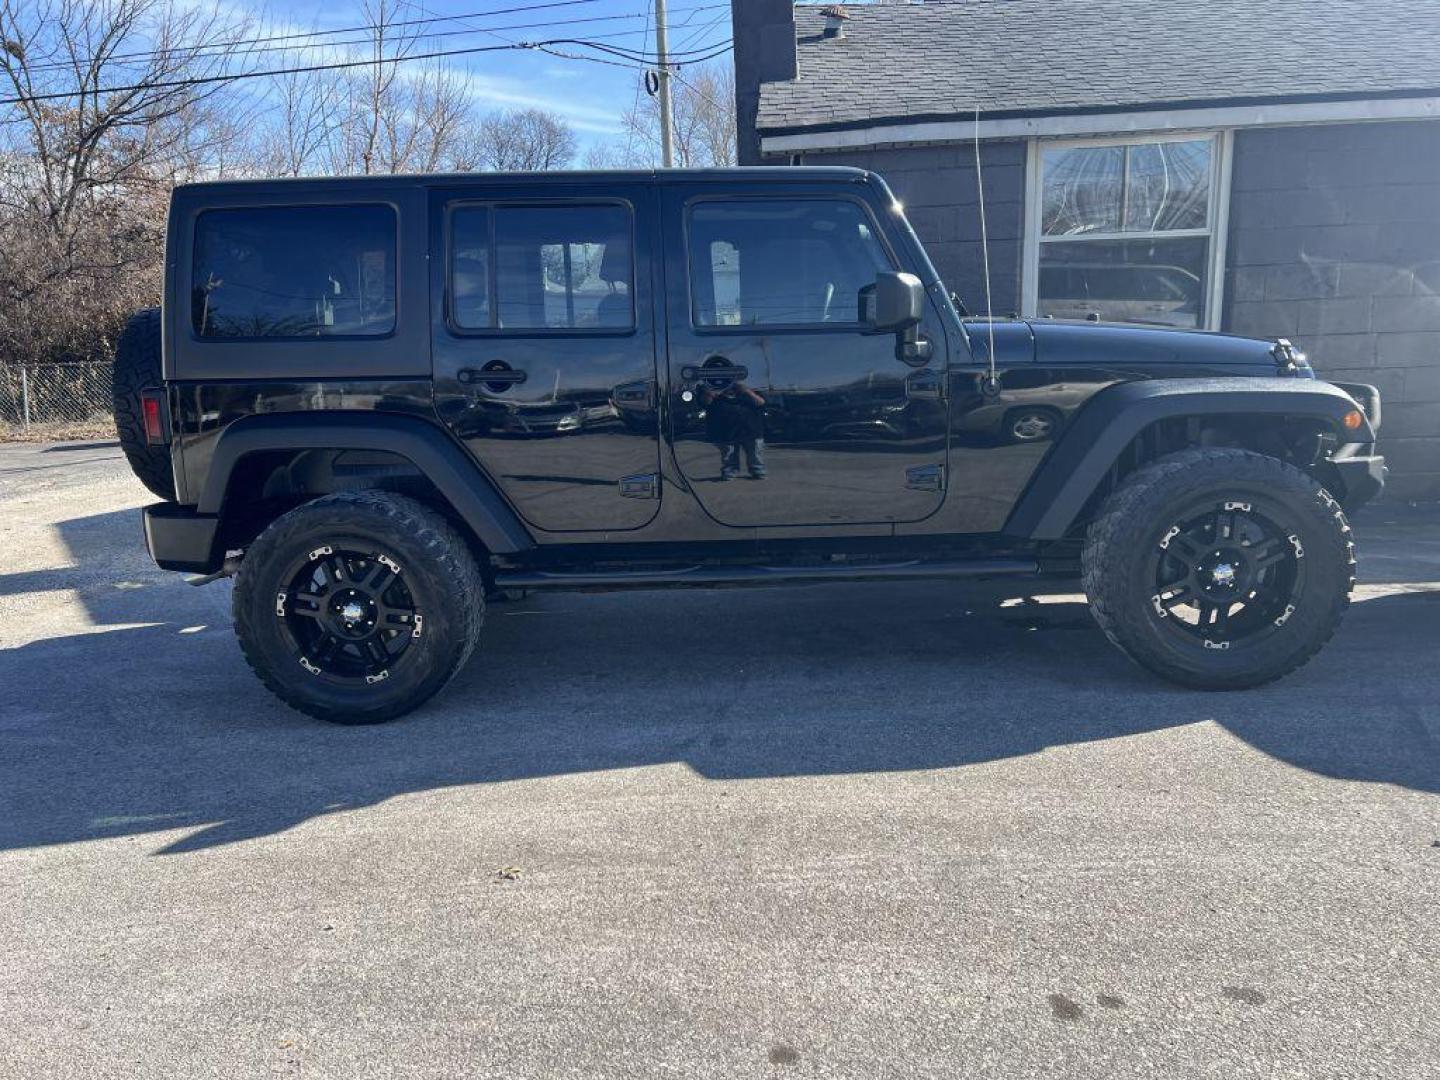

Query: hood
[1025,319,1284,370]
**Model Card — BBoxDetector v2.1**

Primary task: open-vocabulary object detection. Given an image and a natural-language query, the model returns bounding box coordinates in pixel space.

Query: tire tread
[112,307,176,501]
[232,491,485,723]
[1081,448,1355,690]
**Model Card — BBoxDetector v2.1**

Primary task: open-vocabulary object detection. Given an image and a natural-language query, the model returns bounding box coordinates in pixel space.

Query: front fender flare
[198,412,533,554]
[1002,377,1372,540]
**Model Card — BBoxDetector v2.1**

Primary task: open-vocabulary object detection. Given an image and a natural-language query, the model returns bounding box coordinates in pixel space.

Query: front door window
[668,192,948,529]
[687,199,892,328]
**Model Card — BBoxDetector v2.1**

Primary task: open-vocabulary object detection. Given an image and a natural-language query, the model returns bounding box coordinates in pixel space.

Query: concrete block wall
[1224,120,1440,500]
[798,142,1027,318]
[776,120,1439,499]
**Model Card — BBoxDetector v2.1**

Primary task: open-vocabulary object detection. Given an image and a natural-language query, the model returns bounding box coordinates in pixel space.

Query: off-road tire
[233,491,485,724]
[1082,448,1355,690]
[112,307,176,501]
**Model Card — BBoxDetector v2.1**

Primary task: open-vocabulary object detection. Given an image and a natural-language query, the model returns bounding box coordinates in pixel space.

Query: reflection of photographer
[702,381,767,480]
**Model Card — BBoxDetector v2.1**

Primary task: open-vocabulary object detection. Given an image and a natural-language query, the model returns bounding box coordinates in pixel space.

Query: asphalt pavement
[1,440,1437,1079]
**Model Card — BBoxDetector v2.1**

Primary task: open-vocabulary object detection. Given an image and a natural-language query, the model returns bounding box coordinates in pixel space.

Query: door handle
[611,379,654,408]
[905,368,944,400]
[459,364,528,391]
[681,364,749,382]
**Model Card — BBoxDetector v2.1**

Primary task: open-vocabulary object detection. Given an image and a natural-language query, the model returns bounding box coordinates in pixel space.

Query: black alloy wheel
[1082,448,1355,690]
[277,545,422,686]
[1146,500,1304,652]
[233,491,485,723]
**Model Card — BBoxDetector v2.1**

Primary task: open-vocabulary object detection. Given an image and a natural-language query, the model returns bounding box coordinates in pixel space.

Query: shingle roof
[757,0,1440,134]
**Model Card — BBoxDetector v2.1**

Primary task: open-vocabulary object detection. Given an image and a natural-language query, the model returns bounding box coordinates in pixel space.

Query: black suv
[113,168,1385,722]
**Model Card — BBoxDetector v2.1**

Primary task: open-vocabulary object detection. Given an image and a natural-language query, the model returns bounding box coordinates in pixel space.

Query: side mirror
[859,271,930,364]
[860,271,924,331]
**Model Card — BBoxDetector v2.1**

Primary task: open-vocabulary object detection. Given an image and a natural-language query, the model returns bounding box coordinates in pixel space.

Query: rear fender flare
[1002,377,1372,540]
[199,412,533,554]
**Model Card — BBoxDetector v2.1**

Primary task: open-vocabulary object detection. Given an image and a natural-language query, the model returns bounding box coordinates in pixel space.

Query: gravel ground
[1,440,1437,1080]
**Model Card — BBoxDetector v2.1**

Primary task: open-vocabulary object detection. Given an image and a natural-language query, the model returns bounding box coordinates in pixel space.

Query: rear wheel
[233,491,485,723]
[1082,448,1355,689]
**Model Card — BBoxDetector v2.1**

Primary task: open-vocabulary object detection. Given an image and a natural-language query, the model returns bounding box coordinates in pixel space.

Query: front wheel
[1082,448,1355,690]
[233,491,485,723]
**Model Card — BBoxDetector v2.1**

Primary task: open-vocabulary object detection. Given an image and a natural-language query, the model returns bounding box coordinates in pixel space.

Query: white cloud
[450,67,624,133]
[212,0,627,135]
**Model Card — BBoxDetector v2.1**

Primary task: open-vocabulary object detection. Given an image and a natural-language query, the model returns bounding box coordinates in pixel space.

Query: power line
[0,35,734,106]
[13,2,728,75]
[319,9,727,60]
[531,44,638,70]
[664,41,732,66]
[560,37,730,68]
[234,2,729,63]
[622,0,652,161]
[398,0,523,57]
[671,5,730,52]
[12,0,600,73]
[530,37,729,73]
[232,6,728,63]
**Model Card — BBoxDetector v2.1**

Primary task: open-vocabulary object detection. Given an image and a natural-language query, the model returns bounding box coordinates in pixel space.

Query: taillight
[141,389,167,445]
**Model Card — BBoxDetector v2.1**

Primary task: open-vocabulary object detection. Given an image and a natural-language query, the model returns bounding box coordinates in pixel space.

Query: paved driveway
[1,441,1437,1079]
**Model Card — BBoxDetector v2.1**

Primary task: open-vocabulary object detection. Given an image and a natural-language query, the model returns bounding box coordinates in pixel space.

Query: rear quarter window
[192,205,397,339]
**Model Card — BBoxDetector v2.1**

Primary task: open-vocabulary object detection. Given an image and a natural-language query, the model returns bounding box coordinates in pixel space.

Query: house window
[1025,134,1228,329]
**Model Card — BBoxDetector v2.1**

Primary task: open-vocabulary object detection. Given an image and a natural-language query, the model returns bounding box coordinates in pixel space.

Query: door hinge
[905,463,945,492]
[619,473,659,499]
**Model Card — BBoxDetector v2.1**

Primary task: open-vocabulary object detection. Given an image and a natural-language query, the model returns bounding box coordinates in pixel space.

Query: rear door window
[449,203,634,332]
[192,205,396,339]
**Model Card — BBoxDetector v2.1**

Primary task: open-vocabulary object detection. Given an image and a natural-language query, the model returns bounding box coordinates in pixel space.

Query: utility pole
[654,0,675,167]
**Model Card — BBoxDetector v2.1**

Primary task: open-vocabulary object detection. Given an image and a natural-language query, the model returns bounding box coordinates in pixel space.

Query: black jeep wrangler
[113,168,1385,723]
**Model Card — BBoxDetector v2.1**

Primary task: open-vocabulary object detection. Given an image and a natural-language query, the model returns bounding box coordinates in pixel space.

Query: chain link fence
[0,362,114,439]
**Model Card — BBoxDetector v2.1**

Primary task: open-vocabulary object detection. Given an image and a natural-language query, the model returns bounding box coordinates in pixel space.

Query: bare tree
[598,63,736,169]
[463,107,577,172]
[324,0,480,176]
[0,0,255,220]
[0,0,256,367]
[668,65,736,168]
[0,0,590,378]
[253,46,343,178]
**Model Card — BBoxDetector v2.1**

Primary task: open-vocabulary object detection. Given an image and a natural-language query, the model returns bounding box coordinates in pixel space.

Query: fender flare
[1003,377,1372,540]
[198,412,534,554]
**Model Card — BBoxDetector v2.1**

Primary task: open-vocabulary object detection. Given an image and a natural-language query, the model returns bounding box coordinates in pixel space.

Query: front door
[662,185,949,528]
[431,183,662,533]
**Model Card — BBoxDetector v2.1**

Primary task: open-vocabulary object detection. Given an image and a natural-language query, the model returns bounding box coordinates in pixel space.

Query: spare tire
[112,307,176,501]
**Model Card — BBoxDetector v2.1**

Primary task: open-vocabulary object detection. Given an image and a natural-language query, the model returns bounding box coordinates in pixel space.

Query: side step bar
[493,558,1039,592]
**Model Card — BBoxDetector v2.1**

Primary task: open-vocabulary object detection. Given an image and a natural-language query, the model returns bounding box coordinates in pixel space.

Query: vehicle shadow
[2,508,1437,857]
[40,440,121,453]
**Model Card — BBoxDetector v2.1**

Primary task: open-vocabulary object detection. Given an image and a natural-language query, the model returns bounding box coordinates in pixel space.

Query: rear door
[662,182,949,528]
[431,182,662,533]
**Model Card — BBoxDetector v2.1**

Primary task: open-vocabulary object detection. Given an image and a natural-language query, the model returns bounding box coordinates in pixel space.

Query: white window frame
[1021,130,1233,331]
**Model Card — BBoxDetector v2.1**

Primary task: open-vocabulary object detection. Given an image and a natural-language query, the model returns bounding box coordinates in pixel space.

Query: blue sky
[250,0,737,155]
